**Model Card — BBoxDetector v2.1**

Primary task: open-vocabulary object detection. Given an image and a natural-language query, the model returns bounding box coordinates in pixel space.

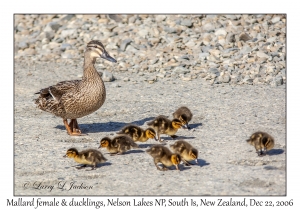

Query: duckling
[246,131,275,156]
[117,125,157,142]
[63,148,107,170]
[35,40,117,136]
[173,106,193,129]
[170,140,198,166]
[147,115,183,142]
[99,135,138,155]
[146,145,181,171]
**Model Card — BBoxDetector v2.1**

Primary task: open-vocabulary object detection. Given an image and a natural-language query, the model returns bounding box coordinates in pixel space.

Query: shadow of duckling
[266,149,285,156]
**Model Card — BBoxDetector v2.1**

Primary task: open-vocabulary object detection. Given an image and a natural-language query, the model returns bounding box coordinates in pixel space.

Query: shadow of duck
[55,117,155,133]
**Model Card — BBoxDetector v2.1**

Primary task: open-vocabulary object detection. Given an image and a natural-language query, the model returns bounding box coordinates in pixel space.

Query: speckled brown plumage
[117,124,157,142]
[63,148,107,170]
[170,140,198,165]
[99,135,139,155]
[35,40,116,136]
[146,145,181,171]
[173,106,193,129]
[246,131,275,156]
[147,115,183,142]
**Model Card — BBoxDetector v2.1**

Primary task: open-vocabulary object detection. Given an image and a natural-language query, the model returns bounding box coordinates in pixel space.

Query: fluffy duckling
[117,125,157,142]
[173,106,193,129]
[246,131,275,156]
[147,115,183,142]
[63,148,107,170]
[170,140,198,166]
[99,135,138,155]
[146,145,181,171]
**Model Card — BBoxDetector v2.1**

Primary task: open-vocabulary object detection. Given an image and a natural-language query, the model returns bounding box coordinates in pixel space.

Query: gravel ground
[15,14,286,86]
[14,59,285,196]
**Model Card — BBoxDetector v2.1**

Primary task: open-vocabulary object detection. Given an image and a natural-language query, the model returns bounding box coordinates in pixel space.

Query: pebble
[102,71,115,82]
[18,42,28,50]
[14,14,286,87]
[218,73,231,83]
[111,83,120,88]
[120,39,132,52]
[173,66,190,75]
[239,33,252,42]
[215,28,227,36]
[271,16,281,24]
[123,77,130,82]
[240,45,252,54]
[181,19,193,27]
[256,51,269,58]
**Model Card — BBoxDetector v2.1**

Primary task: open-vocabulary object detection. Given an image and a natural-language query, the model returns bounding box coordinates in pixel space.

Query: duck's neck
[82,52,99,81]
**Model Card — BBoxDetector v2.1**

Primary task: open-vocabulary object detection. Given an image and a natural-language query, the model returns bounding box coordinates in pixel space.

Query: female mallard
[35,40,117,136]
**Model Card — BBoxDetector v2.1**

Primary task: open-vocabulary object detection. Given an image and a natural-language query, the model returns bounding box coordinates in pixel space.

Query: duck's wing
[176,143,186,153]
[34,80,80,116]
[35,80,81,98]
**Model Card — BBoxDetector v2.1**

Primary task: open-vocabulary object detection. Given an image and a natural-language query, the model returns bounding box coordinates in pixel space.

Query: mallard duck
[63,148,107,170]
[147,115,183,142]
[98,135,138,155]
[117,125,157,142]
[146,145,181,171]
[173,106,193,129]
[246,131,275,156]
[35,40,117,136]
[170,140,198,165]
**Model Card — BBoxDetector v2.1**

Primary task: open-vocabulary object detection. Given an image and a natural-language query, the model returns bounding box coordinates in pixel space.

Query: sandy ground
[14,60,286,196]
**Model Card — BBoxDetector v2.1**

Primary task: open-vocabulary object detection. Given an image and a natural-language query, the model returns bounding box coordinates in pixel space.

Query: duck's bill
[181,124,188,129]
[63,155,67,158]
[101,52,117,63]
[98,146,102,149]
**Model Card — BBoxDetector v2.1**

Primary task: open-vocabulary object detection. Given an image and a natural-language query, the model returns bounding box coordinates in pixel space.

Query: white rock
[61,29,77,38]
[215,28,227,36]
[271,16,281,24]
[257,51,269,58]
[102,71,115,82]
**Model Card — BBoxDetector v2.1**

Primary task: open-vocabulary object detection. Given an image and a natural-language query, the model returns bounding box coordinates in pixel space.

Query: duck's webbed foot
[257,150,266,157]
[64,119,85,136]
[75,164,87,169]
[72,119,82,134]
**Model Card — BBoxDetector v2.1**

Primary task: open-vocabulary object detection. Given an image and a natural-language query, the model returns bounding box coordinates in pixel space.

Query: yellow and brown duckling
[99,135,138,155]
[117,124,157,142]
[170,140,198,166]
[35,40,117,136]
[63,148,107,170]
[246,131,275,156]
[146,145,181,171]
[147,115,184,142]
[173,106,193,129]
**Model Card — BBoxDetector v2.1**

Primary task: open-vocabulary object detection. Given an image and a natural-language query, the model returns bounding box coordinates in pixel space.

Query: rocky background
[14,14,286,86]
